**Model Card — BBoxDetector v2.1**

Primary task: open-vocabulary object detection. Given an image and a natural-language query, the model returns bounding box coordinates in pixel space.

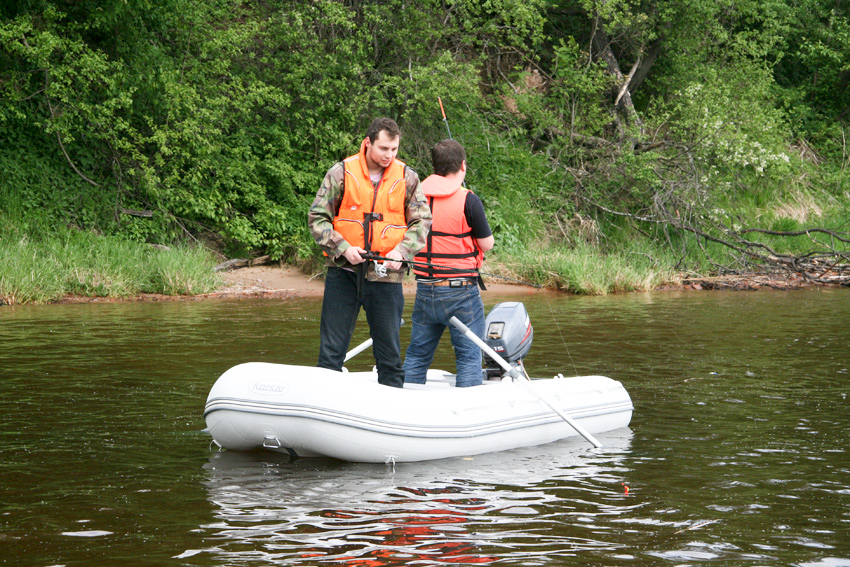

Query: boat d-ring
[263,435,282,449]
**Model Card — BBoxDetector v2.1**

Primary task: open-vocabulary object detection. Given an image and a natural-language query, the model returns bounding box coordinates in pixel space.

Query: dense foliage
[2,0,848,288]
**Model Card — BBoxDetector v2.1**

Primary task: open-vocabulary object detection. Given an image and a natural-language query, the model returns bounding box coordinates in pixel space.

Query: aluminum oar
[343,338,373,363]
[449,316,603,448]
[343,319,404,363]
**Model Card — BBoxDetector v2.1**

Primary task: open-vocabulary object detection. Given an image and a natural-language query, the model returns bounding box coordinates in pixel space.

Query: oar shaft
[344,338,372,362]
[343,318,404,363]
[448,316,603,448]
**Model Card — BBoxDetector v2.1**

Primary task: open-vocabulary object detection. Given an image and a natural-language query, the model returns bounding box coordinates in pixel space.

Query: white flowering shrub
[653,68,792,180]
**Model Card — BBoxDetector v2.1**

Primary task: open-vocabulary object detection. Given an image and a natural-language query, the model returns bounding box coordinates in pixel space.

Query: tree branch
[738,227,850,243]
[43,71,100,188]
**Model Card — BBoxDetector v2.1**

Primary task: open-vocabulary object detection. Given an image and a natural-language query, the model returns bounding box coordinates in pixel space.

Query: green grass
[0,239,66,304]
[0,218,222,305]
[492,240,680,295]
[145,245,223,295]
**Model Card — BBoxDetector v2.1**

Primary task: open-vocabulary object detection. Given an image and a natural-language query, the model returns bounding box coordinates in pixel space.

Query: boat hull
[204,362,633,463]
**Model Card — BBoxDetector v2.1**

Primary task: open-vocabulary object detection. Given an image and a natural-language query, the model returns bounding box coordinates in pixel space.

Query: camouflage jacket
[308,161,432,283]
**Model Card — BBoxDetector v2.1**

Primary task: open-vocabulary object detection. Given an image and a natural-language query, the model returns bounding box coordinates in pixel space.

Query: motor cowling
[483,302,533,379]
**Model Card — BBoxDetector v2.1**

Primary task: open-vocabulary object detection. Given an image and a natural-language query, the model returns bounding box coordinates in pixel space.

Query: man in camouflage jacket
[308,117,431,388]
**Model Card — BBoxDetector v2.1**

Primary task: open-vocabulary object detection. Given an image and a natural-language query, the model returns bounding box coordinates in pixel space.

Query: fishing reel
[482,302,533,380]
[359,251,390,278]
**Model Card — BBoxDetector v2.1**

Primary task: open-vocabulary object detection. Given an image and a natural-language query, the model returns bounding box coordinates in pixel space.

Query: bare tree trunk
[629,37,664,94]
[590,26,644,143]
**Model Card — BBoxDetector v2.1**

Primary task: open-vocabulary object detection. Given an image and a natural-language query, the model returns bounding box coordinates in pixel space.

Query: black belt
[418,279,475,287]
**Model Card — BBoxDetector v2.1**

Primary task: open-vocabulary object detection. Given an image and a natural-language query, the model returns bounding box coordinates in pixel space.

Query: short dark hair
[366,117,401,143]
[431,139,465,176]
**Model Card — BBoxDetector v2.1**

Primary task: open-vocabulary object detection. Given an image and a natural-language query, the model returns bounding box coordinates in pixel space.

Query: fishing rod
[438,96,454,139]
[438,96,466,188]
[361,253,542,289]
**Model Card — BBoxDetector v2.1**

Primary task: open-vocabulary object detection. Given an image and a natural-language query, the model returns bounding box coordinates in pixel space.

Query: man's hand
[384,250,404,271]
[342,246,368,265]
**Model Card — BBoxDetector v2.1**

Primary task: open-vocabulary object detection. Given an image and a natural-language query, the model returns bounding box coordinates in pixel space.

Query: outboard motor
[483,302,533,379]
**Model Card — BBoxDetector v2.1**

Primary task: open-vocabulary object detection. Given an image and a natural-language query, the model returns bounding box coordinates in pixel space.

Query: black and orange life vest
[333,139,408,255]
[413,175,482,278]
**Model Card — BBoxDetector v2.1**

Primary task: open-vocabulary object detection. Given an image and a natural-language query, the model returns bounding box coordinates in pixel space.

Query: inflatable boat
[204,302,633,463]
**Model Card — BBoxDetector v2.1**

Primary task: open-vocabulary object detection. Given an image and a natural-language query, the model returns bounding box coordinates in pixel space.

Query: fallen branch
[213,255,273,272]
[583,198,850,286]
[739,227,850,243]
[119,207,154,218]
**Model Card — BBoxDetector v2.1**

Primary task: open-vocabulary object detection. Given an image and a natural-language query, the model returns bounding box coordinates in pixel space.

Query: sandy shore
[211,265,543,300]
[214,265,328,298]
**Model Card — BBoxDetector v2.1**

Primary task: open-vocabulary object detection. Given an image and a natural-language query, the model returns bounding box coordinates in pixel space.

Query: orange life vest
[413,175,482,278]
[333,139,408,255]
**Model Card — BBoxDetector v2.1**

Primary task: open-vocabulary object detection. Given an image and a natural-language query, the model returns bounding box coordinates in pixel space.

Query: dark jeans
[317,267,405,387]
[403,283,485,387]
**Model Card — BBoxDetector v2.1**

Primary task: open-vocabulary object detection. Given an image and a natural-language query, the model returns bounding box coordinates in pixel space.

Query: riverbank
[4,213,845,306]
[4,252,844,306]
[211,267,847,298]
[52,264,846,305]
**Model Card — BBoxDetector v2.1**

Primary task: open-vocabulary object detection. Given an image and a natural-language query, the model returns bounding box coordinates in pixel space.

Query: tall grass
[494,240,679,295]
[145,245,223,295]
[0,238,66,304]
[0,218,221,305]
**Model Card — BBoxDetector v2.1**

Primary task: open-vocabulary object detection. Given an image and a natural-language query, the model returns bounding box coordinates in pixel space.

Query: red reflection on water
[313,487,498,566]
[336,518,497,566]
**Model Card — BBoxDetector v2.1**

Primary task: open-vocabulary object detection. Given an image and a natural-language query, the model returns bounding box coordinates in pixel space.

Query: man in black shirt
[403,140,494,387]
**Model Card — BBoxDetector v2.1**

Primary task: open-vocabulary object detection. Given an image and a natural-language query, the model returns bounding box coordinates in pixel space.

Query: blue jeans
[317,267,405,388]
[403,283,485,387]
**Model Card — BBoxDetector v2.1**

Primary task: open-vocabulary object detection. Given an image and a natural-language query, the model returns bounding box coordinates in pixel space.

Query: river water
[1,288,848,566]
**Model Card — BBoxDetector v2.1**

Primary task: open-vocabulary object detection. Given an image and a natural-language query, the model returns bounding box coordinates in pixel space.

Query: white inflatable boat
[204,303,634,463]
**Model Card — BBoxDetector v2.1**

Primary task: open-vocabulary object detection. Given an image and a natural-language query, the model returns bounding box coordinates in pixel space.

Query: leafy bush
[1,0,848,299]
